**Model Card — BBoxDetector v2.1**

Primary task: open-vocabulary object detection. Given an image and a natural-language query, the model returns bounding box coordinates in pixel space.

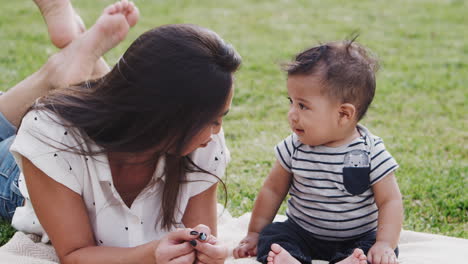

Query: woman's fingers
[155,229,200,263]
[167,228,201,243]
[206,234,217,245]
[170,251,196,264]
[191,224,212,242]
[185,225,229,263]
[163,241,194,258]
[194,242,229,262]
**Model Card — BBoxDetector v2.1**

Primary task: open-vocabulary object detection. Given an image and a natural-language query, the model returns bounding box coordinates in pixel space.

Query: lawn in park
[0,0,466,245]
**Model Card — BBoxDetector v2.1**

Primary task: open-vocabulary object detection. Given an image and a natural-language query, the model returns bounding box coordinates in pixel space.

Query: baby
[234,40,403,264]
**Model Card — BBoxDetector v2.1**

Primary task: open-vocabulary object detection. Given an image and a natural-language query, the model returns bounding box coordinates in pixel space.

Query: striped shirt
[275,124,398,241]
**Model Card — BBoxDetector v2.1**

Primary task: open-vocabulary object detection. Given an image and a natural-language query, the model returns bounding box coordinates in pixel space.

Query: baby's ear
[338,103,356,125]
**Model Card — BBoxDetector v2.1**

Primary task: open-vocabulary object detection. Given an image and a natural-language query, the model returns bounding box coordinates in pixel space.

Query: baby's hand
[233,232,259,258]
[367,241,398,264]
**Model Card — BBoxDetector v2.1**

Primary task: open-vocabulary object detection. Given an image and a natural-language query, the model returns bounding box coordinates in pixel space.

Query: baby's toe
[353,248,364,257]
[270,243,283,254]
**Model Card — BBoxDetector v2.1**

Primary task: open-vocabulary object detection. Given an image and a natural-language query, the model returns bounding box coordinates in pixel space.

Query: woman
[0,1,241,263]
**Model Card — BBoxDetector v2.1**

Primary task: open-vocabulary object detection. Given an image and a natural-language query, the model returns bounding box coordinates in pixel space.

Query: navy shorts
[257,218,398,264]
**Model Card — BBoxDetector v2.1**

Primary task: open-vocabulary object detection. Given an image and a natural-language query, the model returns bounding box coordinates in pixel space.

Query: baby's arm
[233,160,292,258]
[368,172,403,264]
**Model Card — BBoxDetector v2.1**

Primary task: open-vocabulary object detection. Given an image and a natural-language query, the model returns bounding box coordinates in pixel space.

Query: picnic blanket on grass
[1,206,467,264]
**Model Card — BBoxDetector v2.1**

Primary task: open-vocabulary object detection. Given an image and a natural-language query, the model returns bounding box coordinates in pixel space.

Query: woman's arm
[182,183,233,264]
[182,183,218,235]
[0,66,51,128]
[22,156,159,264]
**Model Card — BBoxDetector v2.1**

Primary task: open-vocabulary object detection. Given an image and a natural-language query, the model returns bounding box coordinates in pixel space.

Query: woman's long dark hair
[29,24,241,230]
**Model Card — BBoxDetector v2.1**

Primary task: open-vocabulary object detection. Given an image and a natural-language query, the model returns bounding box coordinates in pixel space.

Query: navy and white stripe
[275,124,398,241]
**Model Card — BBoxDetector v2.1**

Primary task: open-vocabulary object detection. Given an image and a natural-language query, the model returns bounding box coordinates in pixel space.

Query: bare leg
[47,1,139,88]
[0,0,139,127]
[32,0,83,49]
[32,0,111,79]
[32,0,139,79]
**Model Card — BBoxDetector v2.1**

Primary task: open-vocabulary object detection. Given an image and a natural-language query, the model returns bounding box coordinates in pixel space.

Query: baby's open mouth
[294,128,305,133]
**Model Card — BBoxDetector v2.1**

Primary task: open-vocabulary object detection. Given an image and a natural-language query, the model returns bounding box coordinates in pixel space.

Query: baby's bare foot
[33,0,84,48]
[336,248,367,264]
[266,244,301,264]
[46,0,139,89]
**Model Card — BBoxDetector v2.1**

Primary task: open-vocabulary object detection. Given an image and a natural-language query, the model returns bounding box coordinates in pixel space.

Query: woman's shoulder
[20,109,68,137]
[185,129,229,195]
[11,109,87,196]
[18,109,84,148]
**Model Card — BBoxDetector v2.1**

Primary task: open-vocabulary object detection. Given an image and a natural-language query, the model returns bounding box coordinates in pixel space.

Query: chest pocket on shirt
[342,149,370,195]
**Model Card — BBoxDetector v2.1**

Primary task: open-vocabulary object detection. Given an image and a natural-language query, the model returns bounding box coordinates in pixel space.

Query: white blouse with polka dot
[10,110,230,247]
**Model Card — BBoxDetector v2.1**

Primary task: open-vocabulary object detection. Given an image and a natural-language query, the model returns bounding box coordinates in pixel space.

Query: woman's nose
[211,124,222,135]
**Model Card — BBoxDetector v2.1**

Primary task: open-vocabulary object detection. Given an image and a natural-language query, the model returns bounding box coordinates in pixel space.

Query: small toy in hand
[188,231,208,246]
[198,232,208,241]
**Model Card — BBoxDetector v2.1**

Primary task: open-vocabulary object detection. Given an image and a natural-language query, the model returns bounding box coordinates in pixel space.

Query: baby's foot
[45,0,139,89]
[33,0,85,48]
[266,243,301,264]
[336,248,367,264]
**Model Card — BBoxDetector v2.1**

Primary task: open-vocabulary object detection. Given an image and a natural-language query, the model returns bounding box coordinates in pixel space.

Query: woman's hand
[232,232,259,258]
[192,235,228,264]
[189,224,228,264]
[154,228,200,264]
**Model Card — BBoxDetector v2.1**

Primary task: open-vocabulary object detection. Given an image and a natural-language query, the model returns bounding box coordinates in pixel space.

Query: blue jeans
[0,110,24,221]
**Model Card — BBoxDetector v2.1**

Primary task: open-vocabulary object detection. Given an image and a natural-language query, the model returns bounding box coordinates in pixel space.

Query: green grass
[1,0,466,245]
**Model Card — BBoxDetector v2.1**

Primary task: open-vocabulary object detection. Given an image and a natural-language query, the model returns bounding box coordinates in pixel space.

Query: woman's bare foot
[336,248,368,264]
[33,0,85,48]
[33,0,139,80]
[89,0,139,79]
[266,244,301,264]
[32,0,108,77]
[46,0,139,89]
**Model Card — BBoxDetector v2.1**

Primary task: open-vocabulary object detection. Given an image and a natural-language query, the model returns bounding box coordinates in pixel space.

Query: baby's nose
[288,108,299,122]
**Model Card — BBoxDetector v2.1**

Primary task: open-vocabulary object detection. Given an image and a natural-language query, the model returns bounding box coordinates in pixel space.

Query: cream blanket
[1,207,467,263]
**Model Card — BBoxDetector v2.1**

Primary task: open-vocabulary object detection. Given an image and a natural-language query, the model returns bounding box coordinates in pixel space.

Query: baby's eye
[299,103,307,110]
[287,97,292,104]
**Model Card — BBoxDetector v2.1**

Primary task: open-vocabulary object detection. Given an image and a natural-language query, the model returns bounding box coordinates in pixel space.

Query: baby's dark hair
[283,37,379,120]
